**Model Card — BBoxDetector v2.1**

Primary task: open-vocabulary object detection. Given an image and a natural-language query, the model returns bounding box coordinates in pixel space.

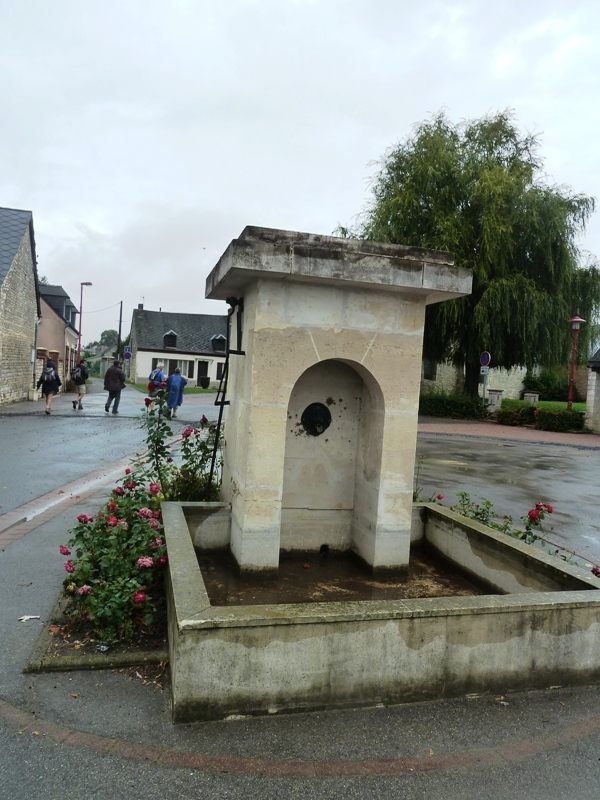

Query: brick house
[129,305,228,387]
[0,207,41,404]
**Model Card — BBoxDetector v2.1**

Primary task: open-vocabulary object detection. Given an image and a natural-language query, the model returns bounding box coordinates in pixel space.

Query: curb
[23,597,168,674]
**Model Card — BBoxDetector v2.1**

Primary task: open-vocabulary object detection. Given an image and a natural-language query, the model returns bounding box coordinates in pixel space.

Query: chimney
[137,303,144,311]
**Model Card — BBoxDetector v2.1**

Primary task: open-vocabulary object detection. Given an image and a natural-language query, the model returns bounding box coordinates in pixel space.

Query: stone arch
[281,358,385,558]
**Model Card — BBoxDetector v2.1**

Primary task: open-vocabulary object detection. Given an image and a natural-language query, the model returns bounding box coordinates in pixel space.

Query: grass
[129,382,215,395]
[535,400,586,413]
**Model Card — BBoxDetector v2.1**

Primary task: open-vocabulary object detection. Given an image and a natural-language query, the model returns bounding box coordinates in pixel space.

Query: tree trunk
[463,360,481,399]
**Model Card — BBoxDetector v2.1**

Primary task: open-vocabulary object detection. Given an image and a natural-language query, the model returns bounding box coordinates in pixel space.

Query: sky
[2,0,600,342]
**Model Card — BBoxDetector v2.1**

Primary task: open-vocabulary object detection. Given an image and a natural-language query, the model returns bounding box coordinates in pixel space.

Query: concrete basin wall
[162,501,600,723]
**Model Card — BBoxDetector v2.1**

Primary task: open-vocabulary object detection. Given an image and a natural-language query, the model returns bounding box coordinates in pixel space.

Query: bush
[496,399,537,427]
[523,367,578,402]
[58,396,222,645]
[60,475,167,645]
[534,408,586,432]
[419,391,487,419]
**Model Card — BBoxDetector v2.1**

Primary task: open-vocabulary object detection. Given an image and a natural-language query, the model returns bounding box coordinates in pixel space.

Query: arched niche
[281,358,385,560]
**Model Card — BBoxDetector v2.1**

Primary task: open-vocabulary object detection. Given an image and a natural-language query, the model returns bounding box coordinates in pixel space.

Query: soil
[197,546,492,606]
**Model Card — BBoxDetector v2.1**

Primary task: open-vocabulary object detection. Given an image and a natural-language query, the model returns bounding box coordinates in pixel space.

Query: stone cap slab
[206,226,472,305]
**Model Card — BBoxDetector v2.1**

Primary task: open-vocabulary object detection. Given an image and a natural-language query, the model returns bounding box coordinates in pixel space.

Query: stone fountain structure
[162,226,600,722]
[204,226,471,572]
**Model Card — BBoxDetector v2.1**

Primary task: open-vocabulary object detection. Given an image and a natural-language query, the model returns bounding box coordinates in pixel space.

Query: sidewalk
[1,407,600,797]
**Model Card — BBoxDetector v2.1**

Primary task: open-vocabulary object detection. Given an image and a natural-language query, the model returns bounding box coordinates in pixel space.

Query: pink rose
[182,426,194,439]
[59,544,71,556]
[64,560,75,573]
[527,508,541,522]
[125,481,137,491]
[136,556,154,569]
[148,483,160,496]
[147,518,160,530]
[77,584,92,596]
[114,487,125,497]
[107,516,119,527]
[132,591,146,606]
[436,494,445,501]
[137,507,154,519]
[76,513,93,524]
[200,414,209,426]
[125,468,131,475]
[156,554,169,568]
[149,537,164,550]
[107,501,118,513]
[118,519,129,529]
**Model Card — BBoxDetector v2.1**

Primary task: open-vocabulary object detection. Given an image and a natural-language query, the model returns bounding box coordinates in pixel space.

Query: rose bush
[58,399,222,645]
[60,472,168,645]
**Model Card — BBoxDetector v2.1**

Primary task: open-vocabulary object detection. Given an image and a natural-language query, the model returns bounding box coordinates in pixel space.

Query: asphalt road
[2,393,600,798]
[416,432,600,566]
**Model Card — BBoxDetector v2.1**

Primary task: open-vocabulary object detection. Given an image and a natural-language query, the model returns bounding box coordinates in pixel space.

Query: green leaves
[361,110,600,396]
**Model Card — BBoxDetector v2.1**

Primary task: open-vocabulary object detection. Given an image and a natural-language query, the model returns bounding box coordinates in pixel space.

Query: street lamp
[77,281,93,361]
[567,315,585,411]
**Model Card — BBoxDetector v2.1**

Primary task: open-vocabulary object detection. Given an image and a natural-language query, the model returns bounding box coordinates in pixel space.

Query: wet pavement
[1,397,600,798]
[416,418,600,566]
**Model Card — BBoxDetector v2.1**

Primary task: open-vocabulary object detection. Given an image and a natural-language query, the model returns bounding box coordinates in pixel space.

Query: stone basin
[162,501,600,723]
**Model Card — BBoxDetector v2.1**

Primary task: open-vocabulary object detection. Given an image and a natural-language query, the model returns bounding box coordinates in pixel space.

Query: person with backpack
[36,358,62,415]
[70,358,89,411]
[103,359,126,414]
[147,363,166,398]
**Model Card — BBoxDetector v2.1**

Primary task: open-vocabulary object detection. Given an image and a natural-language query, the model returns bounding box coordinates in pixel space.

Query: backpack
[71,366,82,383]
[148,369,162,394]
[42,366,56,383]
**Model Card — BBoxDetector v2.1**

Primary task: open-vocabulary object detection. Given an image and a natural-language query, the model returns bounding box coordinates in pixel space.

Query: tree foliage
[361,111,600,396]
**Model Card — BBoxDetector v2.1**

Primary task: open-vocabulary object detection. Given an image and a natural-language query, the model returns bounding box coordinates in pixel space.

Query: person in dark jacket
[71,358,89,411]
[36,359,62,415]
[103,360,126,415]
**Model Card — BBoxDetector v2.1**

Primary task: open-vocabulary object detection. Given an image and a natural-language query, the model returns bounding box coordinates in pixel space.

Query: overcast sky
[2,0,599,342]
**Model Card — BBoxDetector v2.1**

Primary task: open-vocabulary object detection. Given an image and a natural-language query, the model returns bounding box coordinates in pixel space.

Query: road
[416,429,600,565]
[1,395,600,798]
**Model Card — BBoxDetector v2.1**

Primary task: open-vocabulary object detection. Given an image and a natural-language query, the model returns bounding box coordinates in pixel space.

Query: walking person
[147,362,166,410]
[103,359,126,415]
[166,367,187,418]
[70,358,89,410]
[36,358,62,415]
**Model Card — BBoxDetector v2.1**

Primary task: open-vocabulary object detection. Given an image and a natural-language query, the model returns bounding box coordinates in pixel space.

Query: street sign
[123,345,132,353]
[123,351,131,360]
[480,366,489,375]
[480,351,491,367]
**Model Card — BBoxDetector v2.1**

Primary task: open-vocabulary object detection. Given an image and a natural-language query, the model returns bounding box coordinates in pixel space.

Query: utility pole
[117,300,123,360]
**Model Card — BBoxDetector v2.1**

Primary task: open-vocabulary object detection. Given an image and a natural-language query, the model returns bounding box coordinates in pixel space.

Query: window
[211,334,226,352]
[163,330,177,348]
[216,362,225,380]
[197,361,208,378]
[422,359,437,381]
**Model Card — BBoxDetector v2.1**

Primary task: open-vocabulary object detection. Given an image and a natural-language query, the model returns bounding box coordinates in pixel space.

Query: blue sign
[480,351,491,367]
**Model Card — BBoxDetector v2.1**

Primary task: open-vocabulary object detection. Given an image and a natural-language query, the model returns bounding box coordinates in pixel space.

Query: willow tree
[361,111,600,397]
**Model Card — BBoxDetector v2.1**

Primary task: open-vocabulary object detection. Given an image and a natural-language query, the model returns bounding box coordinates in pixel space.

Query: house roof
[132,308,228,353]
[0,207,33,282]
[0,206,41,316]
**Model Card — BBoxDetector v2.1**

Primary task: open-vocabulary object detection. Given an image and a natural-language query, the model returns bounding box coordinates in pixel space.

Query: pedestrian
[36,358,62,415]
[147,363,166,398]
[103,359,126,414]
[70,358,89,411]
[166,367,187,418]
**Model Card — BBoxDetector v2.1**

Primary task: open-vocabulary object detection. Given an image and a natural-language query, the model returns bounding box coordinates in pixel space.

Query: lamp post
[77,281,93,362]
[567,315,585,411]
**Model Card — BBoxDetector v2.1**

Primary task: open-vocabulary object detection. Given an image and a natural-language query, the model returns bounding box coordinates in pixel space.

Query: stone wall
[0,234,38,405]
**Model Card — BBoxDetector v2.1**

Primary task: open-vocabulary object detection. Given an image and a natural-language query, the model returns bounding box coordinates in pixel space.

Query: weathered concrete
[205,227,471,571]
[163,500,600,723]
